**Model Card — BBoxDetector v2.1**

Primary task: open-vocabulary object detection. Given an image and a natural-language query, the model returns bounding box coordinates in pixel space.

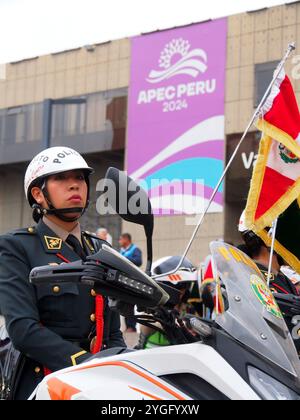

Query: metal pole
[42,99,53,149]
[267,219,279,287]
[153,42,296,280]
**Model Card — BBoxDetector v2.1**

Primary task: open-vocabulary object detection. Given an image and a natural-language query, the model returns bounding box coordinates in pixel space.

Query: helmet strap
[32,180,89,223]
[32,204,86,222]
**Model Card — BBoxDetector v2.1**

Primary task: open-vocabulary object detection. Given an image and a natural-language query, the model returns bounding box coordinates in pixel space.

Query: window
[26,103,43,142]
[51,100,86,139]
[86,93,107,133]
[65,102,86,135]
[0,87,128,164]
[255,61,279,107]
[4,107,25,144]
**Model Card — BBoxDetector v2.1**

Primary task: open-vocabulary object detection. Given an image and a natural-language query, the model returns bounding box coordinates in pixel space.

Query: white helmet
[24,147,93,206]
[151,256,198,285]
[238,210,249,233]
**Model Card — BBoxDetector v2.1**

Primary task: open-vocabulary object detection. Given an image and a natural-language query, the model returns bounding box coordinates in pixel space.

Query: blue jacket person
[0,147,125,399]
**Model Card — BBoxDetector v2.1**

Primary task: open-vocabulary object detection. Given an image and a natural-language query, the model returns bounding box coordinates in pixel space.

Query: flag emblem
[245,70,300,232]
[250,275,283,319]
[279,144,299,164]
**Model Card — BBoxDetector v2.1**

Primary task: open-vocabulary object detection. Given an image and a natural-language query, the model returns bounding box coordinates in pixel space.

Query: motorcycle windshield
[210,242,300,379]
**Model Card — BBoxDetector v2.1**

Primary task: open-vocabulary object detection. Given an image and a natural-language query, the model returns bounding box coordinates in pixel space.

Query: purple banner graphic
[127,18,227,215]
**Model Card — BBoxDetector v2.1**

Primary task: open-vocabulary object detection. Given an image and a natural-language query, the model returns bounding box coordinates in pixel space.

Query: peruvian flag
[245,70,300,232]
[201,256,225,314]
[256,70,300,159]
[202,255,214,284]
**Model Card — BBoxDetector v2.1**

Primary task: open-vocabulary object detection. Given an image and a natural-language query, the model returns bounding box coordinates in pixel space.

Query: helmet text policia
[24,147,94,222]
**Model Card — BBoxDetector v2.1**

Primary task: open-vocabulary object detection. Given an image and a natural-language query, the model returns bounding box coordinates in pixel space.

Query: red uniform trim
[92,295,105,354]
[272,283,289,295]
[56,253,71,264]
[54,253,105,357]
[43,367,52,377]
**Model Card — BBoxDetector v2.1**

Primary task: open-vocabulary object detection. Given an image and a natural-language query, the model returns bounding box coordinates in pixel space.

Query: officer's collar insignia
[44,236,62,250]
[83,236,95,252]
[263,271,274,281]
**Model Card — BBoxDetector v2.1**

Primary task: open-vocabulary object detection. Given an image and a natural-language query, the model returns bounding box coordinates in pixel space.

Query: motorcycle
[28,168,300,400]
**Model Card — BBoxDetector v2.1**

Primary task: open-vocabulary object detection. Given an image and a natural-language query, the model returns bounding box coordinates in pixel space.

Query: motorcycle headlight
[248,366,300,401]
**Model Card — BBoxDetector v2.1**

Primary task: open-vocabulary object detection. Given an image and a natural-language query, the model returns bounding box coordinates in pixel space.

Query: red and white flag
[245,70,300,232]
[256,70,300,158]
[201,255,225,314]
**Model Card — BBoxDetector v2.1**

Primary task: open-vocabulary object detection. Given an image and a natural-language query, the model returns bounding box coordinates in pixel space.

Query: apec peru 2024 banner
[127,18,227,215]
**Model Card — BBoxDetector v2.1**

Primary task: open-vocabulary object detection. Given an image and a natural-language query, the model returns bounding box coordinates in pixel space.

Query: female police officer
[0,147,125,399]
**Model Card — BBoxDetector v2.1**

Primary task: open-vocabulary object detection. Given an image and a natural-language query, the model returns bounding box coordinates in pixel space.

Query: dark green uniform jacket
[256,263,299,296]
[0,220,125,399]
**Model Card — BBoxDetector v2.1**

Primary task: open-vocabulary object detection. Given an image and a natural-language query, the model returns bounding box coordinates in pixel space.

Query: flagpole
[215,280,219,316]
[267,218,279,287]
[212,257,219,316]
[153,42,296,280]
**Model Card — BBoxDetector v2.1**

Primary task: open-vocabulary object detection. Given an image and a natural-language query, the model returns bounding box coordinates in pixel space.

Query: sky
[0,0,291,64]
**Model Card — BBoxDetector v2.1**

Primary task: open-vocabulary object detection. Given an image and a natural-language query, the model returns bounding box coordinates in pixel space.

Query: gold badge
[44,236,62,250]
[83,236,95,252]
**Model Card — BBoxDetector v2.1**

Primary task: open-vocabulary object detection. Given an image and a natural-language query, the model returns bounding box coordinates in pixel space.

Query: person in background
[96,228,113,246]
[119,233,142,268]
[119,233,143,332]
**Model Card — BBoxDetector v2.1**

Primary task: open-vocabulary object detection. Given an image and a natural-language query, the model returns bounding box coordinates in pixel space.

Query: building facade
[1,3,300,264]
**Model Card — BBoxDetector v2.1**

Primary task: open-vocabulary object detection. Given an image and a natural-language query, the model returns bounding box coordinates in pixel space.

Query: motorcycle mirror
[104,167,154,275]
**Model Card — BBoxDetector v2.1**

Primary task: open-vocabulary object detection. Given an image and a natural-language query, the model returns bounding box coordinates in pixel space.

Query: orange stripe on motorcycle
[47,377,81,400]
[70,361,186,400]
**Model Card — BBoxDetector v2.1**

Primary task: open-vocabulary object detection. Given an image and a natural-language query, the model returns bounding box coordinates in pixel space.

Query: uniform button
[297,329,300,337]
[53,286,60,293]
[90,314,96,322]
[28,227,35,234]
[34,367,41,374]
[91,289,97,297]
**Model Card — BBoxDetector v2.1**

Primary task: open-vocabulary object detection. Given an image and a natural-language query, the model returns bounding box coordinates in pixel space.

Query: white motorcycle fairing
[34,343,259,401]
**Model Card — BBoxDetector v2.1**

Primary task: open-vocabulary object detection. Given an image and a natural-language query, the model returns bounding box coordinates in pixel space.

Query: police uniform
[0,219,125,400]
[256,263,299,295]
